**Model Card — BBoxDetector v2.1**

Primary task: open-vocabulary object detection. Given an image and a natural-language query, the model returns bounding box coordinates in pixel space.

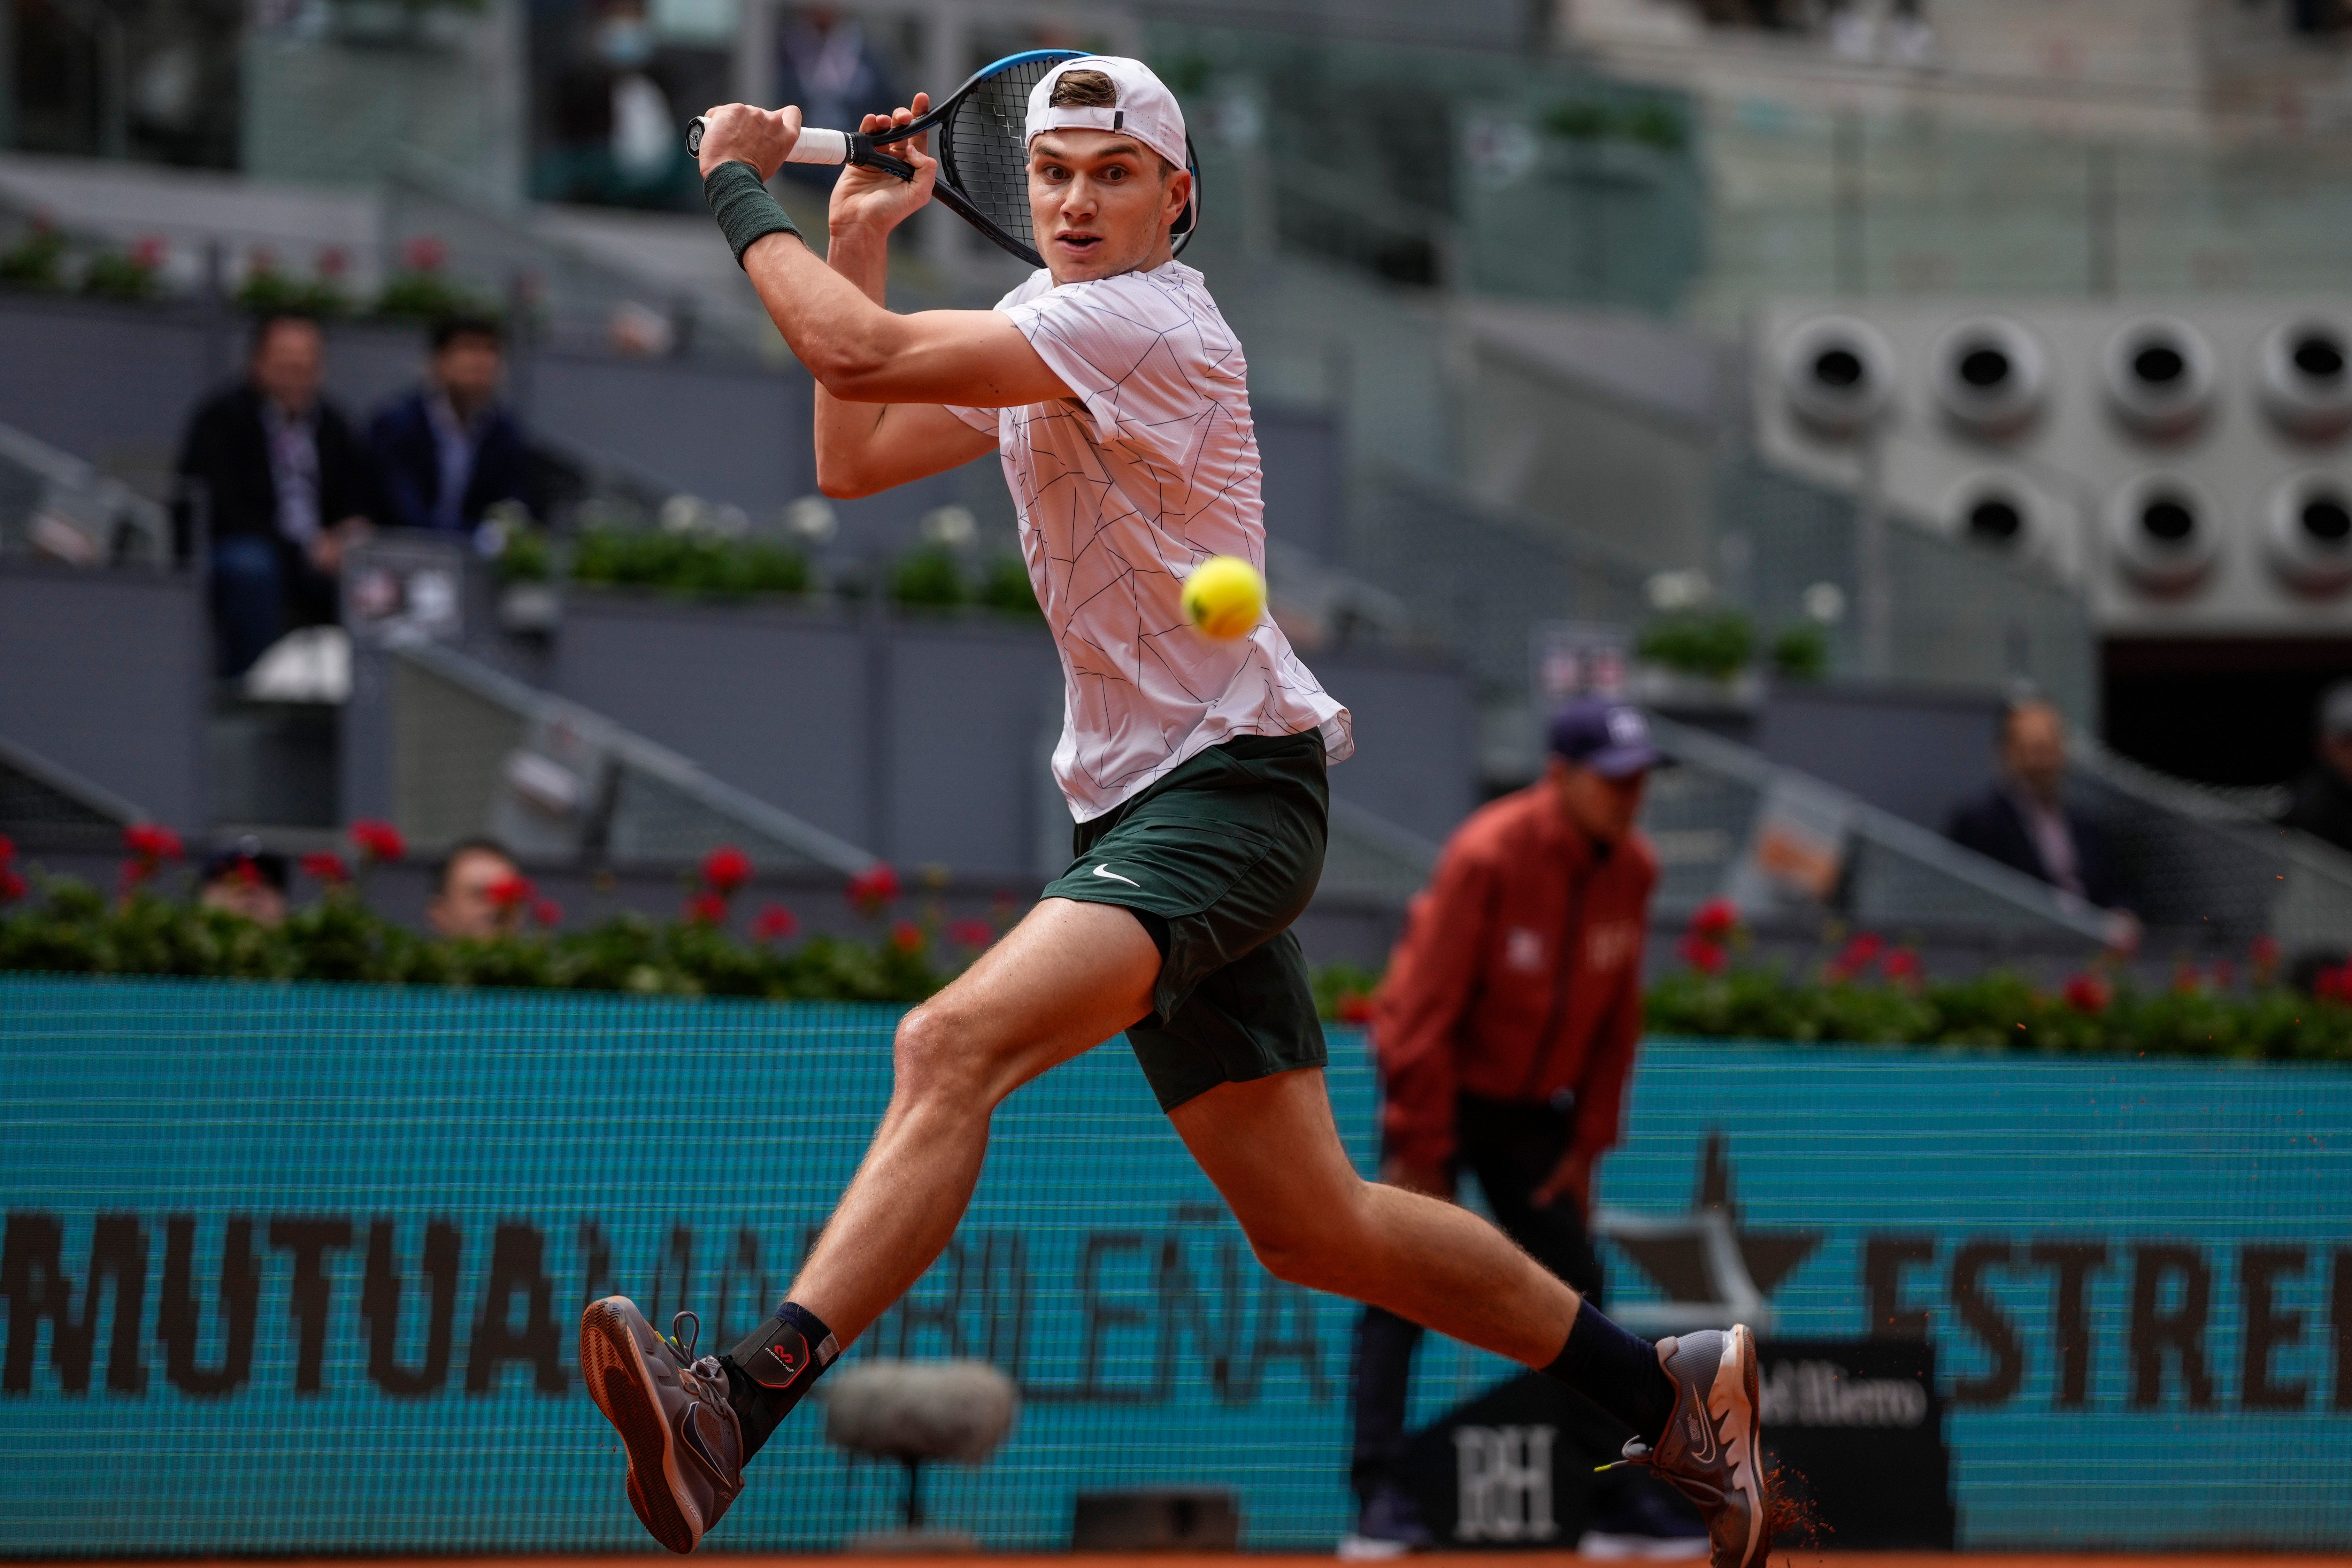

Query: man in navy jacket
[368,315,539,538]
[1947,700,2130,912]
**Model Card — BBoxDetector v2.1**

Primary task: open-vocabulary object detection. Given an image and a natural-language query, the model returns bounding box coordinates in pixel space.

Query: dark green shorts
[1042,732,1330,1112]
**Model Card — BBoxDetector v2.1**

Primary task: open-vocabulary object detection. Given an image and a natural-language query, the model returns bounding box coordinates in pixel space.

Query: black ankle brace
[720,1301,839,1459]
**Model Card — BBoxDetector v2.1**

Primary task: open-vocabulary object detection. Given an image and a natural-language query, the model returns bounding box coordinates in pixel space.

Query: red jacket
[1371,784,1657,1169]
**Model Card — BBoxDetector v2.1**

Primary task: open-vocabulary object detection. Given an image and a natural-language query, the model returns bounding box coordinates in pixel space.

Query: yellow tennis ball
[1181,555,1266,640]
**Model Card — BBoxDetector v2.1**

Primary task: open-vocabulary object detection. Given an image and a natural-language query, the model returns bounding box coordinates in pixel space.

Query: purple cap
[1548,698,1666,779]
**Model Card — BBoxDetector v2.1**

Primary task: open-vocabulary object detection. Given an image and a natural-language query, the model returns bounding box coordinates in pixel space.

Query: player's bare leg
[784,896,1159,1338]
[1172,1068,1768,1568]
[1170,1064,1579,1362]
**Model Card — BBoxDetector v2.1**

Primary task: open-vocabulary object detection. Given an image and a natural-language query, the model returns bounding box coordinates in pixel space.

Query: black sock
[1540,1304,1677,1445]
[720,1300,838,1460]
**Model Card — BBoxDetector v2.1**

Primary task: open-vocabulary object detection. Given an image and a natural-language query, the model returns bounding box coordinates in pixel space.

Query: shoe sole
[1335,1536,1415,1561]
[581,1300,702,1555]
[1579,1532,1712,1561]
[1712,1324,1766,1568]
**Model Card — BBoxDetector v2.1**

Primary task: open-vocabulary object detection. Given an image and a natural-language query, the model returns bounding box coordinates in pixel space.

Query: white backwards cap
[1023,55,1192,200]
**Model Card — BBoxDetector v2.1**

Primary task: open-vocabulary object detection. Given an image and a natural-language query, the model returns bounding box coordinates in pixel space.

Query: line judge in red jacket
[1343,698,1698,1560]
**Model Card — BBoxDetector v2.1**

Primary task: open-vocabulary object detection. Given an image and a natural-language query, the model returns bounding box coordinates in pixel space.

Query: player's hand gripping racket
[686,48,1199,269]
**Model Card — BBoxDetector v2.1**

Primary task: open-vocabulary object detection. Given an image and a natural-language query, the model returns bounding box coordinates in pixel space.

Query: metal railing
[1643,714,2117,950]
[386,640,875,875]
[0,733,150,850]
[0,420,170,567]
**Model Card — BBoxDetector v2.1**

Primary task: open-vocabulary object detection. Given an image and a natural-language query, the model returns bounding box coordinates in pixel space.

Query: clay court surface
[62,1555,2352,1567]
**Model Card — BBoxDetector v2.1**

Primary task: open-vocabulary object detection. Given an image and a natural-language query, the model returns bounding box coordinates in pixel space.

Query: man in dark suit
[1947,700,2130,912]
[175,313,376,676]
[2280,680,2352,855]
[367,315,540,538]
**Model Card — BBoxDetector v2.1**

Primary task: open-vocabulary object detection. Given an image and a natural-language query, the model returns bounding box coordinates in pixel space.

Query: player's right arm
[692,101,1070,498]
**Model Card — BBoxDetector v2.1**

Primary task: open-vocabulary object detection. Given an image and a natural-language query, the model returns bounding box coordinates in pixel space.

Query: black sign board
[1397,1339,1953,1551]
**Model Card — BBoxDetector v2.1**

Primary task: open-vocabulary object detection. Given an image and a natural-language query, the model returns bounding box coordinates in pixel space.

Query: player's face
[1028,130,1189,284]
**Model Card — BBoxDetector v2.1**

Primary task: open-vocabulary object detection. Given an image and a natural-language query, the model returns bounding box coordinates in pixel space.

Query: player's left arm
[694,103,1075,411]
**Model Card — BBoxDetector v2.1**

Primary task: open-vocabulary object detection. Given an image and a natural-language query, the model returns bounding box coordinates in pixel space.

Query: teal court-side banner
[1,976,2348,1552]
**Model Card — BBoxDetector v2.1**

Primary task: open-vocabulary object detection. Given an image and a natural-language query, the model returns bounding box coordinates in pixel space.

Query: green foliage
[0,875,943,1004]
[1308,956,2352,1065]
[1770,622,1829,681]
[891,545,968,609]
[0,224,67,290]
[80,250,160,302]
[977,553,1043,619]
[1636,608,1755,681]
[235,268,351,318]
[1542,97,1688,153]
[374,270,485,323]
[1643,965,2352,1063]
[571,526,809,599]
[491,523,553,584]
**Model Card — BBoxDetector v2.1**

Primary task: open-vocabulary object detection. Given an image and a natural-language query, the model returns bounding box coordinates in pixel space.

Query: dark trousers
[211,535,336,677]
[1349,1093,1609,1500]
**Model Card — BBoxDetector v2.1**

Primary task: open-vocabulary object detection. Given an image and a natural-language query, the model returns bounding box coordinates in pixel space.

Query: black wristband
[703,160,800,268]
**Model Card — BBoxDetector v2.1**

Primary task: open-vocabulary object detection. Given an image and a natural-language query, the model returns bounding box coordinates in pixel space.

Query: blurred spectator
[1947,700,2129,911]
[773,7,898,189]
[369,316,540,539]
[545,0,687,206]
[197,838,289,927]
[429,837,524,939]
[2280,680,2352,855]
[175,313,375,677]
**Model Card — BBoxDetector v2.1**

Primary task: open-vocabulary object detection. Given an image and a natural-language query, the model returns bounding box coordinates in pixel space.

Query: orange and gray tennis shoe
[579,1297,746,1554]
[1605,1325,1768,1568]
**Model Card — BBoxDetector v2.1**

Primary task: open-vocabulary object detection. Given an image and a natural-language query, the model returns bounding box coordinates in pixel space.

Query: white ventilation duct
[2105,473,2220,593]
[2262,471,2352,594]
[2256,318,2352,444]
[1939,471,2052,564]
[1930,317,2047,438]
[2102,316,2216,441]
[1778,315,1897,438]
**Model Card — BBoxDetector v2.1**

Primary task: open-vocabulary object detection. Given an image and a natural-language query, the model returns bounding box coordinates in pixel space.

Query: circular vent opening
[2265,473,2352,593]
[2106,473,2218,593]
[2303,496,2352,545]
[2141,497,2197,545]
[2103,318,2214,441]
[2259,318,2352,443]
[1959,347,2011,389]
[1812,348,1862,389]
[1967,498,2023,544]
[1780,316,1896,438]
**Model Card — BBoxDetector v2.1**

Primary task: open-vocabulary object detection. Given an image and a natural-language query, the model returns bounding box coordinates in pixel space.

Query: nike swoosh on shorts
[1092,864,1140,887]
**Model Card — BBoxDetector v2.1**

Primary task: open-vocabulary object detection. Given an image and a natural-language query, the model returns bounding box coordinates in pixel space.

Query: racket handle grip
[784,127,851,166]
[680,118,853,165]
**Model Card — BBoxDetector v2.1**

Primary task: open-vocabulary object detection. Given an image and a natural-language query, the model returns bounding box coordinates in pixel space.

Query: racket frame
[686,48,1199,270]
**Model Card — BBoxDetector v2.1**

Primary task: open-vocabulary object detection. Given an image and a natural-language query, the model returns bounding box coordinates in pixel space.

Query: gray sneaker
[579,1297,746,1554]
[1606,1325,1767,1568]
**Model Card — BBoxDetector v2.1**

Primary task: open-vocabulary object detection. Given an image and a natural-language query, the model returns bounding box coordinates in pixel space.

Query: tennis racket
[687,48,1199,269]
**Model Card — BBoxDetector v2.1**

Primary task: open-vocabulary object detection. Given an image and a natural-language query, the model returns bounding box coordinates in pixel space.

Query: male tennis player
[578,57,1766,1568]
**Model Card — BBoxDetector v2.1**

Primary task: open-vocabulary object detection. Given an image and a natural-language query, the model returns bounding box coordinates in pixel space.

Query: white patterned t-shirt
[946,261,1353,822]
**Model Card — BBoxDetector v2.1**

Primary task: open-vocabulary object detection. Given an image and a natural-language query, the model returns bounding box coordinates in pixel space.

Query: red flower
[847,863,901,915]
[0,868,25,904]
[0,833,13,864]
[947,917,995,949]
[2319,963,2352,1004]
[532,898,563,929]
[2172,963,2203,995]
[753,904,800,943]
[123,823,184,862]
[1336,992,1377,1025]
[349,820,406,863]
[2250,935,2282,979]
[2063,973,2112,1014]
[1677,935,1728,975]
[131,234,166,269]
[300,851,351,884]
[402,235,447,272]
[2209,959,2236,990]
[1883,948,1923,983]
[231,858,263,887]
[890,919,925,954]
[1837,932,1886,973]
[1688,897,1740,940]
[683,892,727,926]
[487,874,534,914]
[701,846,752,897]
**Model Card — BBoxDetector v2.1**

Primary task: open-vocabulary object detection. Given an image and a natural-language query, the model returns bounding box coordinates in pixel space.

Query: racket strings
[942,58,1059,259]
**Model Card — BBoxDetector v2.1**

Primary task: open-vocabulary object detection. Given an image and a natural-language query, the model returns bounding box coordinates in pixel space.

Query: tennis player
[578,56,1766,1568]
